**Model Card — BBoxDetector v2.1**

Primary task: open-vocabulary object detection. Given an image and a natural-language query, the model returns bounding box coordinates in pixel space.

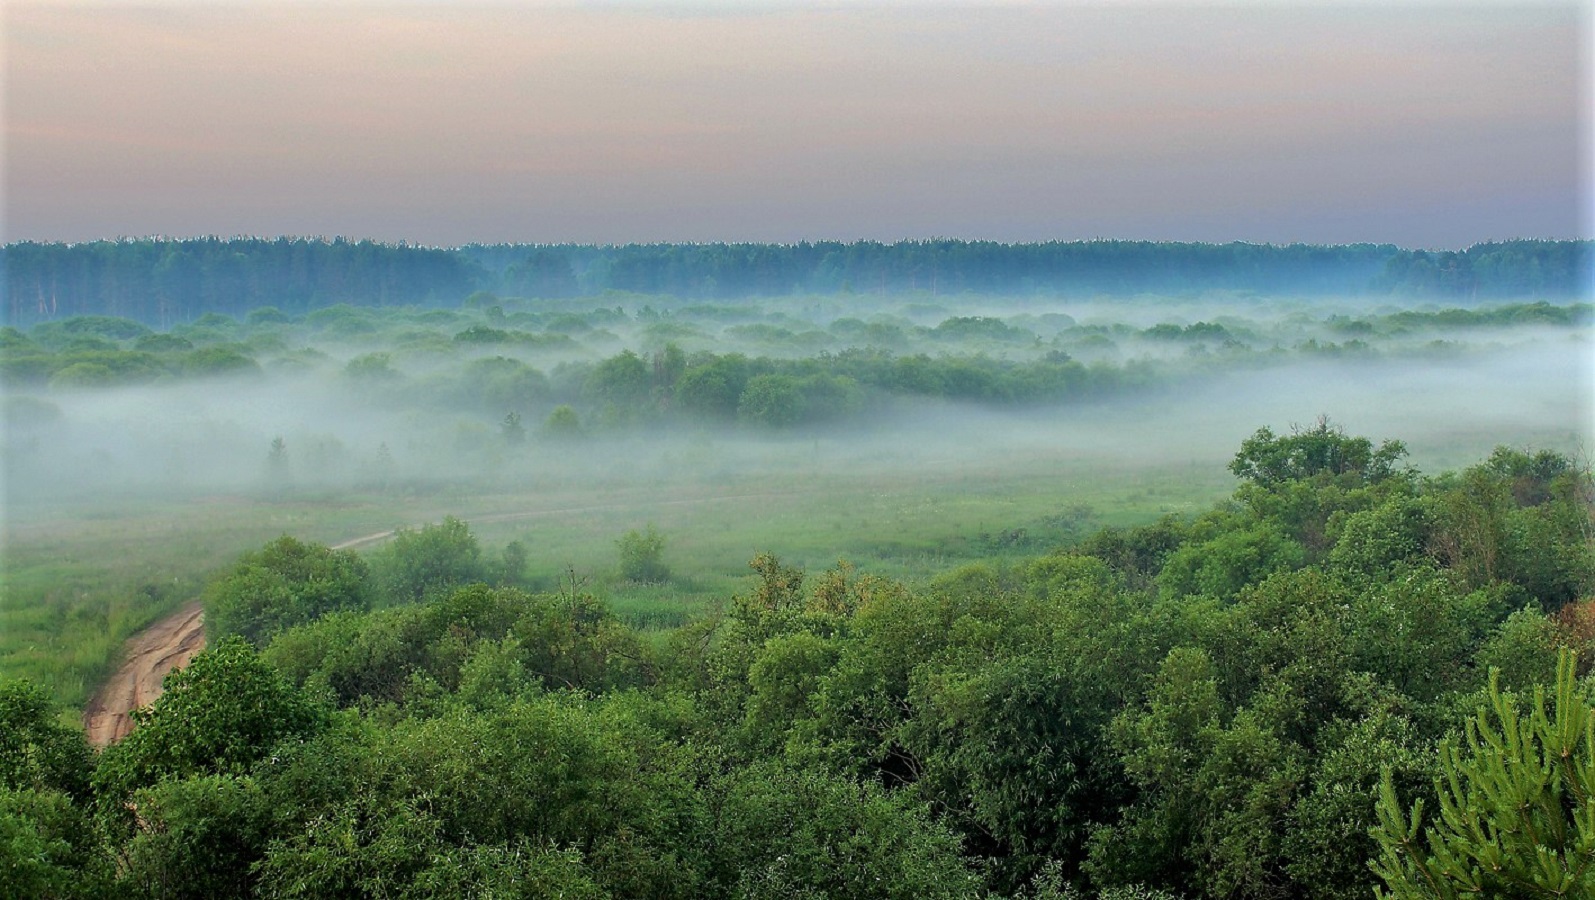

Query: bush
[203,536,372,647]
[373,516,486,605]
[617,526,670,584]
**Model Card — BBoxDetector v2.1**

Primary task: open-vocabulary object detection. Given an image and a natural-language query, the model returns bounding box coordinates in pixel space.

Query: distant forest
[3,237,1590,326]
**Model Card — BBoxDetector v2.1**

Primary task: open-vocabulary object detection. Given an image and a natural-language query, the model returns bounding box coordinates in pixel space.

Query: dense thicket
[6,238,1589,325]
[3,425,1591,898]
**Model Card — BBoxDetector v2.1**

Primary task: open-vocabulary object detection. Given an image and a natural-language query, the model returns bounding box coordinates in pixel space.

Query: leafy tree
[372,516,486,605]
[343,350,399,382]
[676,355,751,419]
[1282,710,1434,900]
[179,345,259,377]
[47,361,116,388]
[544,403,584,438]
[93,637,327,804]
[0,678,93,798]
[1371,651,1595,899]
[1426,451,1595,611]
[263,585,649,708]
[203,535,372,646]
[1230,418,1408,488]
[1326,494,1433,582]
[710,761,980,900]
[1474,606,1562,692]
[617,525,670,584]
[0,681,103,896]
[255,695,705,899]
[455,355,548,412]
[1156,520,1305,602]
[1093,645,1307,899]
[244,305,290,325]
[117,774,272,900]
[0,786,109,899]
[738,373,806,427]
[585,349,652,421]
[497,539,529,586]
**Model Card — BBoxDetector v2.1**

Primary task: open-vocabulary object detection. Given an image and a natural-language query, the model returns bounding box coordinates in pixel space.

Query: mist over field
[4,1,1593,891]
[5,296,1589,515]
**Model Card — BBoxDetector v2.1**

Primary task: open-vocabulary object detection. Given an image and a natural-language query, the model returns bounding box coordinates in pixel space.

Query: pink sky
[4,2,1589,248]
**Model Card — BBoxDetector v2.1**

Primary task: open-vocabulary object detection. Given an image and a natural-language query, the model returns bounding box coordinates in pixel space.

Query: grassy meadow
[3,290,1589,709]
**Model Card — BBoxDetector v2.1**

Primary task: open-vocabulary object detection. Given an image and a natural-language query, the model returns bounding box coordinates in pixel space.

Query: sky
[3,1,1591,249]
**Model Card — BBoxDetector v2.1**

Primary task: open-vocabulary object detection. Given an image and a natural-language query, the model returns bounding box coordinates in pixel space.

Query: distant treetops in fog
[3,237,1589,327]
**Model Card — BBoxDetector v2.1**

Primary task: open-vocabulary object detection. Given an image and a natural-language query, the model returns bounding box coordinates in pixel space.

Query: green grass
[2,416,1575,710]
[1,448,1233,708]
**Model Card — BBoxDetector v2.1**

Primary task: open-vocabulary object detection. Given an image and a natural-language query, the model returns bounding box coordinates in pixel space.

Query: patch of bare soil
[82,601,206,748]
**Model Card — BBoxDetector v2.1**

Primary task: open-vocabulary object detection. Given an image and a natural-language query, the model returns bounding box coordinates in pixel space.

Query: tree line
[6,237,1590,326]
[3,423,1592,898]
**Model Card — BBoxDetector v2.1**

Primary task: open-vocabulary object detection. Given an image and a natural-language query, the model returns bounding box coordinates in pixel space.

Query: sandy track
[81,532,405,747]
[80,529,436,747]
[81,489,803,746]
[82,601,208,748]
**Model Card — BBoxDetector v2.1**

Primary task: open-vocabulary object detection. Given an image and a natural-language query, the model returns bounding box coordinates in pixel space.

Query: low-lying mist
[6,331,1587,522]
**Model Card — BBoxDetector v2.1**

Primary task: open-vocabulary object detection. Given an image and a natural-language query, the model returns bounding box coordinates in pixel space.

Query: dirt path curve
[79,529,391,748]
[82,601,207,748]
[81,488,803,746]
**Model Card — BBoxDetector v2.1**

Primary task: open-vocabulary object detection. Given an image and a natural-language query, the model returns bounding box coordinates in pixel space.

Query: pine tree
[1371,650,1595,898]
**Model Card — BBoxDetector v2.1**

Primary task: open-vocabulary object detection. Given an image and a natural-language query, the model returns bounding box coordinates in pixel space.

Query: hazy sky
[4,1,1590,248]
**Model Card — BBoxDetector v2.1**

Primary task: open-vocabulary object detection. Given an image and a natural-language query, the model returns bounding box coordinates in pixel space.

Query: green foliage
[0,678,92,798]
[544,403,584,438]
[738,372,807,427]
[203,535,372,646]
[454,355,549,412]
[586,349,653,421]
[263,584,650,708]
[0,686,102,896]
[8,421,1593,899]
[179,345,259,377]
[255,694,706,899]
[0,787,109,899]
[1156,520,1305,602]
[94,637,326,803]
[1475,606,1562,692]
[1344,571,1494,703]
[711,761,980,899]
[372,516,486,605]
[1371,651,1595,898]
[617,524,670,584]
[676,359,747,418]
[1326,494,1432,581]
[1426,450,1595,611]
[343,350,399,381]
[1282,711,1433,900]
[118,774,272,900]
[1230,418,1408,488]
[132,332,194,353]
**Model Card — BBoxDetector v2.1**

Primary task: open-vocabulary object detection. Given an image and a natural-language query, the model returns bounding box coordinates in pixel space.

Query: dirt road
[78,530,389,747]
[81,490,803,746]
[82,601,207,748]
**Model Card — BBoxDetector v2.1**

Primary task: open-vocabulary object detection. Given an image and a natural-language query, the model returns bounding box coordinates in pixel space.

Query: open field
[4,293,1590,710]
[5,388,1584,711]
[3,438,1232,708]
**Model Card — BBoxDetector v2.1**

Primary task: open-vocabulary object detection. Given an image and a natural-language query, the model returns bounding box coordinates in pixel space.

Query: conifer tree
[1371,650,1595,898]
